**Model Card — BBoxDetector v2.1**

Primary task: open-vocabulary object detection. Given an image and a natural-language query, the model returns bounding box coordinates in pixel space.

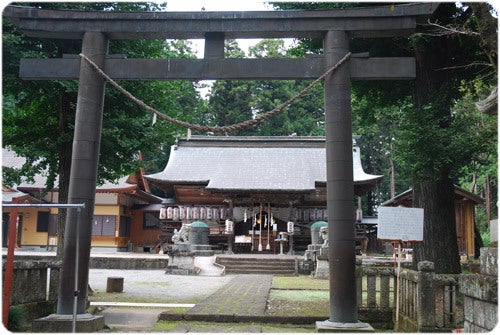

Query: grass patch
[152,321,315,333]
[261,324,315,333]
[162,307,191,314]
[266,289,329,317]
[150,321,182,331]
[272,275,329,290]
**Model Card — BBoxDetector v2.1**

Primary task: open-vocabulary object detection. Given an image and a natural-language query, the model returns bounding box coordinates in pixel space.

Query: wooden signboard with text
[377,206,424,242]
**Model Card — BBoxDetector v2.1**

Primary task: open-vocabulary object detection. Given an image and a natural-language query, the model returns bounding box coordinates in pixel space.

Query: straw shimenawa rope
[79,52,351,134]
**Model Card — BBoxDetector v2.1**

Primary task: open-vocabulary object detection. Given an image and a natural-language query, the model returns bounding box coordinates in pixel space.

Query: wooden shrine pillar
[57,31,108,315]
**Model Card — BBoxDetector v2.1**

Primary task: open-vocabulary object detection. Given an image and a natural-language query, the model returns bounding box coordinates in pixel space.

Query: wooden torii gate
[4,3,438,331]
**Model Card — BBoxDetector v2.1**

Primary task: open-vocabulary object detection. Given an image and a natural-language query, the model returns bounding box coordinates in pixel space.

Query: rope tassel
[79,52,351,134]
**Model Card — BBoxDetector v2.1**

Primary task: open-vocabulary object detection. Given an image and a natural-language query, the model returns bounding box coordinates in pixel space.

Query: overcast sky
[163,0,290,58]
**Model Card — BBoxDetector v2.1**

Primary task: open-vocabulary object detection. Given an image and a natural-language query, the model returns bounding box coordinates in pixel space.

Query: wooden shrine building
[382,186,484,259]
[146,135,382,253]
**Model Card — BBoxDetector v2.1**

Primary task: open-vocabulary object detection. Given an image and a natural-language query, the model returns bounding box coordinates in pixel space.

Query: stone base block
[316,320,374,333]
[32,313,104,333]
[166,252,196,275]
[106,276,124,293]
[314,259,329,279]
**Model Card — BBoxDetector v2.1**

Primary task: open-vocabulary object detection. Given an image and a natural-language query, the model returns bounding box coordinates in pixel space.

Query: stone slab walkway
[185,274,273,318]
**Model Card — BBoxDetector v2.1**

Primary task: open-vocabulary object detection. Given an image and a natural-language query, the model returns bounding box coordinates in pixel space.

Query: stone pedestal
[165,249,196,275]
[313,245,330,279]
[32,313,104,333]
[316,320,374,333]
[190,244,214,256]
[315,255,329,279]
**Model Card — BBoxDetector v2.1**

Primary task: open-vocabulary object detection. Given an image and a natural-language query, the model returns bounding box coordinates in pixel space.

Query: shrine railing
[355,261,396,329]
[357,264,396,309]
[393,261,461,332]
[355,260,461,332]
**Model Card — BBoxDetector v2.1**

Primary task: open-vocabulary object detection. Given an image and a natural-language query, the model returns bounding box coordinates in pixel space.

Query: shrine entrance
[4,3,438,331]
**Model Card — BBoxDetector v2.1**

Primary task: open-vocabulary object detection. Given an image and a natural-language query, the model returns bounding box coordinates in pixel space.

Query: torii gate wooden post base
[3,4,438,332]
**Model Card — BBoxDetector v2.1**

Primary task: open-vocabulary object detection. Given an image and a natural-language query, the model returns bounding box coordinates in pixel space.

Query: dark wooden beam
[3,3,439,40]
[19,57,415,80]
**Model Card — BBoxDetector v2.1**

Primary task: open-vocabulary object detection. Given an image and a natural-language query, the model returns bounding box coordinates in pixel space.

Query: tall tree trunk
[412,178,461,273]
[56,88,74,259]
[411,3,461,274]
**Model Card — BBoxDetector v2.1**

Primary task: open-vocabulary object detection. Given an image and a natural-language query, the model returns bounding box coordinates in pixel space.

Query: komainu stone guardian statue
[172,224,190,244]
[320,226,328,246]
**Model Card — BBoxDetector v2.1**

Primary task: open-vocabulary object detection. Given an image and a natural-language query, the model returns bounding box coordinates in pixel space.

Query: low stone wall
[2,259,61,322]
[90,256,168,269]
[459,247,498,332]
[6,253,169,269]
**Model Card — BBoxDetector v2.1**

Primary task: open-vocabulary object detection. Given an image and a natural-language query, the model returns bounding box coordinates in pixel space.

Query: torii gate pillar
[33,32,107,332]
[317,30,373,332]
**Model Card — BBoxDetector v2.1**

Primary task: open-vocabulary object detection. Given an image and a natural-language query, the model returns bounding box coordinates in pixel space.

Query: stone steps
[215,256,297,276]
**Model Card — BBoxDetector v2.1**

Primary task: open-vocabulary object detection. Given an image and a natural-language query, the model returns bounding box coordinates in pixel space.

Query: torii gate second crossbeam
[3,3,438,332]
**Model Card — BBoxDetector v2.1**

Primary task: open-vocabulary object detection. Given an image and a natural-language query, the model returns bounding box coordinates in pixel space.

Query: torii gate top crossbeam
[4,3,439,40]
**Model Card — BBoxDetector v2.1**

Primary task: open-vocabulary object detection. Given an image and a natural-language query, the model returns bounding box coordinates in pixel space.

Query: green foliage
[481,229,490,247]
[2,2,205,189]
[206,39,325,137]
[8,305,28,331]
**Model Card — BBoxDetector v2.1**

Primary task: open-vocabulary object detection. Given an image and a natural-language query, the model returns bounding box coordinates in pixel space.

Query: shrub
[8,305,28,331]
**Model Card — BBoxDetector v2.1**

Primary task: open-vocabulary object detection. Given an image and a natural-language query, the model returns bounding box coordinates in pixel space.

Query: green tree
[205,40,254,135]
[2,2,205,256]
[271,2,497,273]
[207,38,325,136]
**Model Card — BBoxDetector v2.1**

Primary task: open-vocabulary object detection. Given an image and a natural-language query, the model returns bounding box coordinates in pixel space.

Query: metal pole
[72,206,82,332]
[2,203,87,209]
[324,30,358,323]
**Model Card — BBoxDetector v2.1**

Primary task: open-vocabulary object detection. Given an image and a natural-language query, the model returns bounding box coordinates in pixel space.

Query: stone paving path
[186,274,273,318]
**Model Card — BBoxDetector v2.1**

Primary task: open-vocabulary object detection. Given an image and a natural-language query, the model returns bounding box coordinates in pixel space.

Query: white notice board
[377,206,424,241]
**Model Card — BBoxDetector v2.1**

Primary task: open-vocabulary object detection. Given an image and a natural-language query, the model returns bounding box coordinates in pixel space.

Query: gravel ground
[88,269,237,331]
[88,269,235,304]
